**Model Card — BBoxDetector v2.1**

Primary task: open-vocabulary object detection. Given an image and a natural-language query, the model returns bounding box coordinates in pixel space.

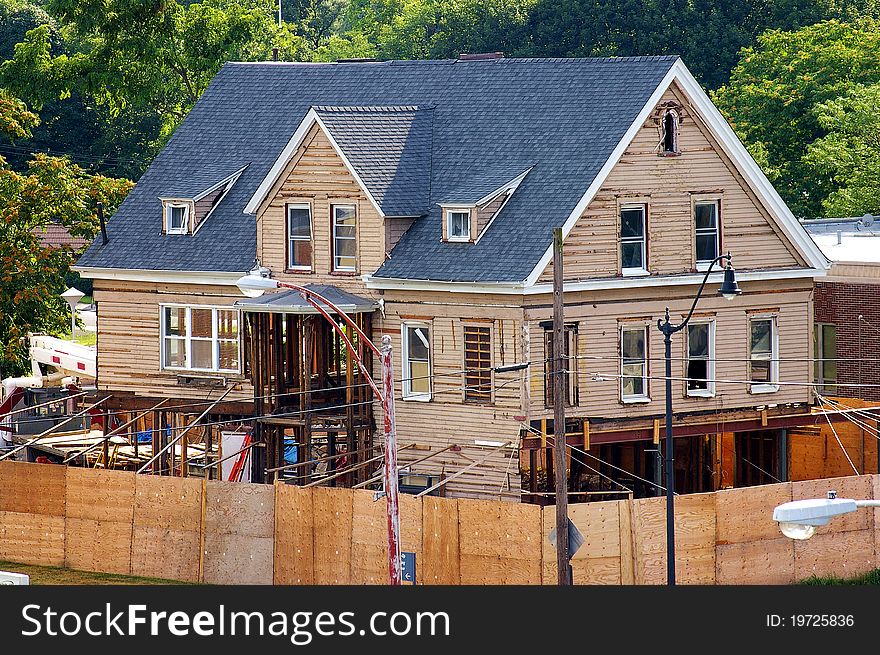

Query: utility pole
[552,227,571,585]
[380,335,403,586]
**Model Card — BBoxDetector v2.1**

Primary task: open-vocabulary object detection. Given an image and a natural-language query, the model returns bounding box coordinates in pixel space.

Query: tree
[0,94,132,375]
[804,83,880,216]
[713,18,880,218]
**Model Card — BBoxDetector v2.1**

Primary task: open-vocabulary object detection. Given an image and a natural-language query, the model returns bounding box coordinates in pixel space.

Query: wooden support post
[303,318,314,486]
[583,420,590,450]
[152,410,161,475]
[552,226,570,586]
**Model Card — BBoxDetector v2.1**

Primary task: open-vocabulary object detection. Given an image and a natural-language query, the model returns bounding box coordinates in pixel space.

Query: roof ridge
[226,55,680,67]
[313,105,430,112]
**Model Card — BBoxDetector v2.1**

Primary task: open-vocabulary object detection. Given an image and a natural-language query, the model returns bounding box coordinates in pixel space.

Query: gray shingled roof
[315,106,432,217]
[77,56,678,282]
[234,284,378,314]
[437,164,532,205]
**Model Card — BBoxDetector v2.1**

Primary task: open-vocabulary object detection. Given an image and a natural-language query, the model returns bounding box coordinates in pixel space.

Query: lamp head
[236,266,278,298]
[772,496,858,540]
[717,255,741,301]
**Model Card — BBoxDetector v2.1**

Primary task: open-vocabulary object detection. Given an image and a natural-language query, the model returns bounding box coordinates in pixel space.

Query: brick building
[805,217,880,402]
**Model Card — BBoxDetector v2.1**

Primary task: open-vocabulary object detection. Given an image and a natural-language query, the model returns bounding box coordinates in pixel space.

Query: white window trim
[446,208,472,242]
[620,324,650,403]
[686,319,716,398]
[620,204,648,276]
[165,202,190,235]
[159,304,241,375]
[401,322,432,401]
[332,204,357,272]
[287,203,312,271]
[749,315,779,394]
[694,199,721,270]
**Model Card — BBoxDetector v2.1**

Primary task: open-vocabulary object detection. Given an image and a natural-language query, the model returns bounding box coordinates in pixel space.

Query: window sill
[750,384,779,394]
[621,395,651,404]
[687,389,716,398]
[695,261,714,272]
[402,394,432,402]
[285,267,313,274]
[447,236,472,243]
[621,268,650,278]
[330,270,358,277]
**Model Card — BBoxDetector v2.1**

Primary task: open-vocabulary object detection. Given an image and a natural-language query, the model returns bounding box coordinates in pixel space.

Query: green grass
[800,568,880,585]
[0,560,190,585]
[58,330,97,347]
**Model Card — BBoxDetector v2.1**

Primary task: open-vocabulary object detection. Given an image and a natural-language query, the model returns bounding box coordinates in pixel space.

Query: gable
[535,78,816,284]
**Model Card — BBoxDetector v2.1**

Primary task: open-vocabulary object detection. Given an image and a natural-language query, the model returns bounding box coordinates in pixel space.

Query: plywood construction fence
[1,461,879,585]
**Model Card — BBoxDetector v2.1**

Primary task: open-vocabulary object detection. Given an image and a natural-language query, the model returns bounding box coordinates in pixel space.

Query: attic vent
[458,52,504,61]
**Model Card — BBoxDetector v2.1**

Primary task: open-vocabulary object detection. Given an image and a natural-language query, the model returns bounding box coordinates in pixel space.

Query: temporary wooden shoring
[0,390,87,419]
[301,444,415,489]
[136,386,236,474]
[0,396,111,462]
[413,442,512,498]
[193,441,263,471]
[62,399,169,464]
[352,444,458,490]
[265,442,378,474]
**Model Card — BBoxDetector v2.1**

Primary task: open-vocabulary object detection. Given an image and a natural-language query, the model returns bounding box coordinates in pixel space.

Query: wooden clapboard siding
[475,191,508,238]
[256,123,386,294]
[93,280,253,402]
[524,279,813,419]
[538,83,803,282]
[385,216,416,254]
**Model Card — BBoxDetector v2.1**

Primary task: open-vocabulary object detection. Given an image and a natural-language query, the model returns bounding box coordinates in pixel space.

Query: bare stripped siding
[539,84,803,282]
[93,280,253,402]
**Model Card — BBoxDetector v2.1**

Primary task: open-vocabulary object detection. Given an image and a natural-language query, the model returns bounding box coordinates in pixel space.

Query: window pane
[687,360,708,390]
[335,225,356,239]
[750,320,771,354]
[290,239,312,268]
[288,207,311,238]
[217,310,238,340]
[620,208,644,238]
[696,233,717,262]
[191,339,213,369]
[822,324,837,382]
[219,340,239,371]
[688,324,709,358]
[409,361,430,394]
[334,205,356,225]
[622,364,644,397]
[750,359,771,383]
[449,211,469,238]
[164,307,186,337]
[622,329,645,360]
[695,203,717,229]
[191,308,213,338]
[621,242,643,269]
[407,327,429,361]
[164,338,185,368]
[169,205,187,230]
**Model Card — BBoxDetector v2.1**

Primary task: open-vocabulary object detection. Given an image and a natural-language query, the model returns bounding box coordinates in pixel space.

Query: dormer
[160,164,247,235]
[439,167,531,244]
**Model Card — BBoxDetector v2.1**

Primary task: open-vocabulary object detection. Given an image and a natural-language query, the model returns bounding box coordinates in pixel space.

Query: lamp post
[656,253,741,585]
[773,491,880,540]
[235,269,401,585]
[61,287,85,342]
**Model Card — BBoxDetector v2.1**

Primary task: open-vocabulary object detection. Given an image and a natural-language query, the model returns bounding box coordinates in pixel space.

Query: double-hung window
[402,323,431,400]
[694,200,720,267]
[165,203,189,235]
[620,204,647,275]
[749,317,778,392]
[446,209,471,241]
[814,323,837,394]
[686,320,715,396]
[620,325,649,402]
[161,306,240,373]
[287,204,312,270]
[332,204,357,271]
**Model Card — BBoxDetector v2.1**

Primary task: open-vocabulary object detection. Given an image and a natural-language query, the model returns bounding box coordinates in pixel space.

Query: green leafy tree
[713,18,880,218]
[805,83,880,216]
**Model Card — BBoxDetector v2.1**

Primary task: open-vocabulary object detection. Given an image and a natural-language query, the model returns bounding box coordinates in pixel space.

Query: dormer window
[662,109,679,154]
[446,208,471,242]
[165,202,190,235]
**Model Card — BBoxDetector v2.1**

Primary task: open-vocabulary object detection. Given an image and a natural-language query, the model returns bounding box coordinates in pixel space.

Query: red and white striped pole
[380,334,402,586]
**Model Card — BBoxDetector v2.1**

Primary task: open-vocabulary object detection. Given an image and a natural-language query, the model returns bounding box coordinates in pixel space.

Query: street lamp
[656,253,740,585]
[773,490,880,540]
[61,287,85,342]
[235,269,403,586]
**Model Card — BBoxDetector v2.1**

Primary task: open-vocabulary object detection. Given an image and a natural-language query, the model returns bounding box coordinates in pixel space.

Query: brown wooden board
[350,489,390,584]
[716,538,795,585]
[311,487,353,584]
[130,475,203,582]
[542,501,622,585]
[794,530,876,581]
[0,461,67,516]
[203,481,275,584]
[65,517,133,574]
[715,482,792,545]
[274,485,315,584]
[421,497,460,584]
[0,511,65,566]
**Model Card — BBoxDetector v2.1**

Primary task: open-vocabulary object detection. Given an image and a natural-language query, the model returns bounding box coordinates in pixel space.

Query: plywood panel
[65,468,136,522]
[716,538,794,585]
[131,526,200,582]
[0,461,66,515]
[350,489,390,585]
[542,501,622,585]
[64,517,132,574]
[794,530,876,581]
[715,482,792,544]
[422,497,460,584]
[274,485,314,584]
[312,487,353,584]
[203,481,274,585]
[0,511,65,566]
